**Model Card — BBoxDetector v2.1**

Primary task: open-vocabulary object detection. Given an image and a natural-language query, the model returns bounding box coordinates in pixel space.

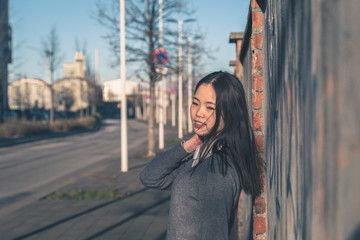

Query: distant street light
[95,48,99,85]
[167,18,194,139]
[171,75,176,127]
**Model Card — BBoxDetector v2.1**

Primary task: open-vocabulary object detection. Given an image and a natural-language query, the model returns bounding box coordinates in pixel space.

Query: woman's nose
[195,106,205,117]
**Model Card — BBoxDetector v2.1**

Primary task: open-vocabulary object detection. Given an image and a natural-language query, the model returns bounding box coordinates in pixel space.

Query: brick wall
[238,0,360,239]
[250,1,267,239]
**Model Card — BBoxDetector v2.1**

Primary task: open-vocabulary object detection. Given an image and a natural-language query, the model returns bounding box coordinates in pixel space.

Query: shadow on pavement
[83,196,170,239]
[12,188,149,240]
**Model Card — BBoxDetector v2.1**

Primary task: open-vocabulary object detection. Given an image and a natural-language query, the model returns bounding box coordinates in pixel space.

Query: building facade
[7,52,100,118]
[53,77,90,113]
[52,51,99,115]
[0,0,11,121]
[102,79,140,102]
[63,52,85,79]
[229,32,244,81]
[8,78,51,111]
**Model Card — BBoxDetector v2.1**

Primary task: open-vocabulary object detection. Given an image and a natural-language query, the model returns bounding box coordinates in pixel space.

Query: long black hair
[193,71,263,197]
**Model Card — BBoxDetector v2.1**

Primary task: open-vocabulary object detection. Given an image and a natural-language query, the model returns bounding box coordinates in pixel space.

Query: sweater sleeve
[139,143,191,190]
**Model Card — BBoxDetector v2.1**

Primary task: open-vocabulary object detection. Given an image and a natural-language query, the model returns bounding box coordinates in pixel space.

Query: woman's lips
[194,121,205,129]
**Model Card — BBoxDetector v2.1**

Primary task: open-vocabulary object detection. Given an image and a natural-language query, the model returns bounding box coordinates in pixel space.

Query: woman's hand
[182,134,203,153]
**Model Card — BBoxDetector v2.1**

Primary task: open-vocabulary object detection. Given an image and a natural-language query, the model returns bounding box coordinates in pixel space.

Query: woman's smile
[194,120,205,129]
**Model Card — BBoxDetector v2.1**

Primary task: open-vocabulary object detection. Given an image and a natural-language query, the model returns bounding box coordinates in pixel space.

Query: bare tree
[41,25,63,82]
[41,25,64,124]
[95,0,209,157]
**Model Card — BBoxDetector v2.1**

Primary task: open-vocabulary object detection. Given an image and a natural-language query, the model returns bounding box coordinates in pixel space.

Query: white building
[53,78,90,112]
[8,78,51,110]
[63,52,85,78]
[7,52,99,115]
[102,79,140,102]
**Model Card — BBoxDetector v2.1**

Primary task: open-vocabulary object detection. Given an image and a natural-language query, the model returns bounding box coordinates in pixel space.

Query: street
[0,118,179,239]
[0,119,150,214]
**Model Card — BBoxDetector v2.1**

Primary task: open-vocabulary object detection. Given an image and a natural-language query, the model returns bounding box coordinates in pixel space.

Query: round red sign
[153,48,168,64]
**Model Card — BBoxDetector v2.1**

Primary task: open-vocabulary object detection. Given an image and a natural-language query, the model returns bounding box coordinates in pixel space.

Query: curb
[0,125,101,148]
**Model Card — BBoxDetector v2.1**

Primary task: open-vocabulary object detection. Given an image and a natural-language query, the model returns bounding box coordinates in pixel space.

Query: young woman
[140,71,263,240]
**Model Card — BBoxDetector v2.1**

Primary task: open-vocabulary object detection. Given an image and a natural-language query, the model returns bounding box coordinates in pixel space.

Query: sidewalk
[0,121,186,240]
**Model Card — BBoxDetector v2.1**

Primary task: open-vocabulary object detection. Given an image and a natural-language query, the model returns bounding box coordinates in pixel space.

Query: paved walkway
[0,121,186,240]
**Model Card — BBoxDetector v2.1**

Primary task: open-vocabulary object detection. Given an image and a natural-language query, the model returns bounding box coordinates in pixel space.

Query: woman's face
[190,83,223,137]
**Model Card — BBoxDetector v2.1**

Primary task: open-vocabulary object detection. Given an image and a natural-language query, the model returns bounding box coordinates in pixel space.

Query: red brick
[251,0,260,9]
[326,74,334,95]
[252,11,262,28]
[237,40,242,49]
[252,74,263,92]
[255,135,264,153]
[252,92,263,109]
[257,156,265,174]
[235,64,243,74]
[252,33,263,49]
[253,111,263,131]
[256,75,263,91]
[260,176,265,192]
[254,216,266,234]
[255,196,266,204]
[254,52,263,71]
[255,197,266,214]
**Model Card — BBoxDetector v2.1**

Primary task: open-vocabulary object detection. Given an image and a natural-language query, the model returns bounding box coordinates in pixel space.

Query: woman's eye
[192,102,198,106]
[207,107,215,110]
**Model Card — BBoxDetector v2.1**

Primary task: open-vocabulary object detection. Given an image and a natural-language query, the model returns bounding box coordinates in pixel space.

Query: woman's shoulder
[203,153,240,182]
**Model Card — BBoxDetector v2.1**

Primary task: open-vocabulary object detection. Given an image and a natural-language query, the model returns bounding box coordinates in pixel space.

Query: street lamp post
[171,74,176,127]
[95,48,99,85]
[158,0,164,149]
[120,0,128,172]
[187,37,193,133]
[178,20,183,139]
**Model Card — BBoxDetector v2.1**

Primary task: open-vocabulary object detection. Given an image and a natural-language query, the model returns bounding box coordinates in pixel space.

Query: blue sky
[9,0,249,83]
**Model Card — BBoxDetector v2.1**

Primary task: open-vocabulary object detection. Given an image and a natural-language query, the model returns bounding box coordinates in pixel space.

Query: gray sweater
[140,143,241,240]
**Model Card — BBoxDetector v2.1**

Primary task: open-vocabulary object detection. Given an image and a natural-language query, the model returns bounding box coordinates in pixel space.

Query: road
[0,119,149,213]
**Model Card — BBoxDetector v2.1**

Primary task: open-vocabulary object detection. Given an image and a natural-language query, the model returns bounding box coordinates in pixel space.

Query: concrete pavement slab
[0,121,185,240]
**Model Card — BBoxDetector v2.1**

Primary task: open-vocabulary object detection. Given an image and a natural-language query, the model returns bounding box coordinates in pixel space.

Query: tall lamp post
[158,0,164,149]
[171,75,176,127]
[187,37,193,133]
[178,20,183,139]
[120,0,128,172]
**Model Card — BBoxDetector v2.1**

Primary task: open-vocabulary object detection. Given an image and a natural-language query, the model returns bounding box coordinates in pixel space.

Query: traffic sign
[153,48,168,64]
[170,87,177,95]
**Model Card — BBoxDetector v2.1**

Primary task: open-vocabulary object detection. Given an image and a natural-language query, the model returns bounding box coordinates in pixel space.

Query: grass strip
[45,186,131,200]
